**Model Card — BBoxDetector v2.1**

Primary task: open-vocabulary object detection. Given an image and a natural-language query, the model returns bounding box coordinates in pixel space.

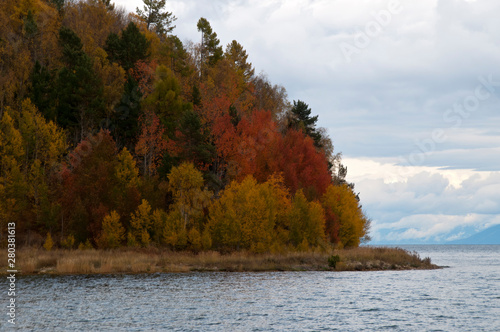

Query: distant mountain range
[449,224,500,245]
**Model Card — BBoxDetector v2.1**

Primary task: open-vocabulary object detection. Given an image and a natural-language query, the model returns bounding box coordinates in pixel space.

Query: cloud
[344,158,500,242]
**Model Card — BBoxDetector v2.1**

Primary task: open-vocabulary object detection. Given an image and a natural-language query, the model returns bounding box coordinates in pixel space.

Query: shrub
[61,234,75,249]
[43,233,54,251]
[328,254,340,268]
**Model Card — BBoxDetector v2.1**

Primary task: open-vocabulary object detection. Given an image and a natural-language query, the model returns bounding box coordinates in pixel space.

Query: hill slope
[451,224,500,244]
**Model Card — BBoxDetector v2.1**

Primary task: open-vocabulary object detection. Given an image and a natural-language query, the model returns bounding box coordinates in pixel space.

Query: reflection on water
[7,245,500,331]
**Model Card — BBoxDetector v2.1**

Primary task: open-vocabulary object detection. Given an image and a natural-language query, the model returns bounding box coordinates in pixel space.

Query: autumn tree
[129,199,153,246]
[129,59,157,98]
[18,99,66,231]
[167,162,211,229]
[228,110,279,182]
[251,73,290,119]
[115,147,140,188]
[322,184,370,248]
[0,100,65,241]
[288,190,326,249]
[17,99,66,168]
[92,47,126,128]
[0,110,29,239]
[225,40,255,83]
[60,130,118,243]
[275,129,332,199]
[112,147,141,227]
[135,110,168,177]
[208,175,289,252]
[161,208,187,249]
[98,210,125,248]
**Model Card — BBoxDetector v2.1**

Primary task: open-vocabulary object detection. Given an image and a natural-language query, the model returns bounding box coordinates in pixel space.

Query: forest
[0,0,371,253]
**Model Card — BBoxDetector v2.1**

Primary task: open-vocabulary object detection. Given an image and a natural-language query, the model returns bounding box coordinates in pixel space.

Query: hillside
[0,0,370,252]
[450,225,500,245]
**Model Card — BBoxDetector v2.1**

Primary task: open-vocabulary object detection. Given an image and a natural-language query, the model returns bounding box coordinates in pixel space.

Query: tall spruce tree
[105,22,150,72]
[30,61,56,121]
[288,100,322,148]
[56,27,105,142]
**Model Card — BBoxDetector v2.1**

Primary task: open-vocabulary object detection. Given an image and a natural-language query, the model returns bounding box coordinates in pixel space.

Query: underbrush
[3,246,438,275]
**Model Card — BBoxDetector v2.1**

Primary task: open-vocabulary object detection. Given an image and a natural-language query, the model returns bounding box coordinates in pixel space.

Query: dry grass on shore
[3,246,439,275]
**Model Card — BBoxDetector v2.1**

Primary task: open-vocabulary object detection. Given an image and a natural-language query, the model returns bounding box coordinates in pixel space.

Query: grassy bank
[3,246,439,275]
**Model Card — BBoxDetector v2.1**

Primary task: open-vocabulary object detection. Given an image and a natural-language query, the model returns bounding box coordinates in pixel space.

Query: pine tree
[197,18,223,68]
[30,62,56,121]
[105,22,150,72]
[56,27,105,141]
[136,0,177,37]
[288,100,323,148]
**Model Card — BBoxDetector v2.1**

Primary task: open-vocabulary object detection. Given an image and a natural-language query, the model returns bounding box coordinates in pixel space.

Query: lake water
[6,245,500,331]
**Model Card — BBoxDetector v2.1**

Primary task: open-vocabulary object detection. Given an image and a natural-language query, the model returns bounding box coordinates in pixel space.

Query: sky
[117,0,500,244]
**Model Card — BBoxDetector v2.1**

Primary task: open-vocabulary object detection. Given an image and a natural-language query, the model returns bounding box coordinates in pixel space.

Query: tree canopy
[0,0,369,251]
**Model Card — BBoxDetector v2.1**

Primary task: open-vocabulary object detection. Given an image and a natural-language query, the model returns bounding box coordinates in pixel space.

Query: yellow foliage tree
[322,184,370,248]
[98,210,125,249]
[168,162,211,229]
[288,190,326,249]
[0,110,25,165]
[130,199,153,247]
[162,209,187,249]
[188,228,202,252]
[115,147,140,188]
[0,110,29,235]
[61,234,75,249]
[16,100,66,229]
[43,232,53,251]
[92,47,126,121]
[208,175,290,252]
[18,99,66,167]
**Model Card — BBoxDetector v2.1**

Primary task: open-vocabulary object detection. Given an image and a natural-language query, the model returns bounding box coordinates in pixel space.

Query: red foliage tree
[60,130,118,243]
[129,60,158,98]
[214,110,331,198]
[276,129,332,199]
[135,109,168,177]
